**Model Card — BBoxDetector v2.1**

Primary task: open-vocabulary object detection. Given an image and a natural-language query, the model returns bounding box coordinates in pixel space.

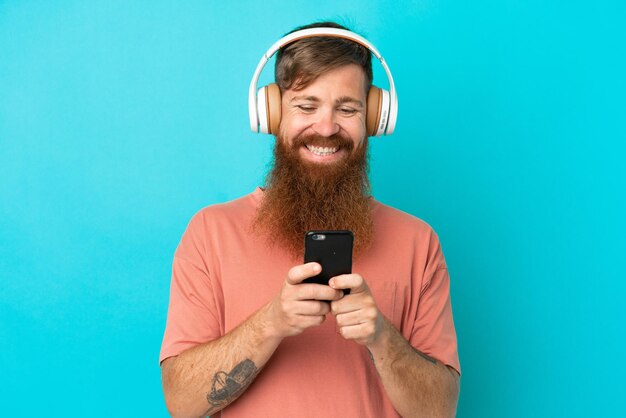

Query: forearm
[161,302,282,417]
[367,318,460,418]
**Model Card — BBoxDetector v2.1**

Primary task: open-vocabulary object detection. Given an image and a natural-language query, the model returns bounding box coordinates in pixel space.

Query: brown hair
[274,21,373,93]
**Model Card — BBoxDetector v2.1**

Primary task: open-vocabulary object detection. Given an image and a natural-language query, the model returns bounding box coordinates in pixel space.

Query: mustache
[291,133,355,152]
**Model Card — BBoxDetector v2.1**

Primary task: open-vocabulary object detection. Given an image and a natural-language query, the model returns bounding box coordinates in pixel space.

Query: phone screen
[303,230,353,294]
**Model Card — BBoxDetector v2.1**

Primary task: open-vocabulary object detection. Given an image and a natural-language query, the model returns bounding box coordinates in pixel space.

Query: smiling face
[255,64,374,257]
[278,64,368,166]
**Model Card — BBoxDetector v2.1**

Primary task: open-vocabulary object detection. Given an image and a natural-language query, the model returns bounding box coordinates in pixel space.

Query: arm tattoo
[207,359,258,408]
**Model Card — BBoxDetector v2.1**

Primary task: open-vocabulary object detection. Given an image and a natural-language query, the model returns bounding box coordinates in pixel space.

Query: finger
[329,273,369,293]
[293,300,331,316]
[286,263,321,285]
[330,293,376,316]
[294,283,344,302]
[296,313,326,329]
[335,309,375,327]
[338,322,376,341]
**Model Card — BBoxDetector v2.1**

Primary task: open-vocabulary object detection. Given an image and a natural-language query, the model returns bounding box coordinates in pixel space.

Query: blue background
[1,1,624,416]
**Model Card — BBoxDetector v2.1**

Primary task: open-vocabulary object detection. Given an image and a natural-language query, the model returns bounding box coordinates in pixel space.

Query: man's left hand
[329,274,384,346]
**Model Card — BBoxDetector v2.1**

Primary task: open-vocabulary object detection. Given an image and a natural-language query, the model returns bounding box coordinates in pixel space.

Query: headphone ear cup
[266,83,282,134]
[367,86,391,136]
[366,86,382,136]
[256,86,269,134]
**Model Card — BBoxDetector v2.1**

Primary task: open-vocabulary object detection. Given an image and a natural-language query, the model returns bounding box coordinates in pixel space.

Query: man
[160,21,460,417]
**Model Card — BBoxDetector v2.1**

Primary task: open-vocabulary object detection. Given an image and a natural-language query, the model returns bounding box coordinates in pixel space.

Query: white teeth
[306,144,339,156]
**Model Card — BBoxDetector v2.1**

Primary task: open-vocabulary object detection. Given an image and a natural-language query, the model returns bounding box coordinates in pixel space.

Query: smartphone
[303,230,353,295]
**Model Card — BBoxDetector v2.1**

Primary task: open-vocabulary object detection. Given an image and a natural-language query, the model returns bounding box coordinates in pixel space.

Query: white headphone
[248,27,398,137]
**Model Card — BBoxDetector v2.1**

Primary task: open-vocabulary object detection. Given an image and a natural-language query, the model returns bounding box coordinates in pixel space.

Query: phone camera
[312,234,326,241]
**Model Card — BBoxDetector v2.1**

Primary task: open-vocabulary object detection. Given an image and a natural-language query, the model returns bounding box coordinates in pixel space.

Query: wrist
[365,316,394,356]
[257,300,286,343]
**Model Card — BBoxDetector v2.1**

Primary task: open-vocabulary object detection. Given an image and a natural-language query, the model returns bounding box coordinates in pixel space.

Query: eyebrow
[290,95,364,108]
[336,96,364,108]
[290,95,320,103]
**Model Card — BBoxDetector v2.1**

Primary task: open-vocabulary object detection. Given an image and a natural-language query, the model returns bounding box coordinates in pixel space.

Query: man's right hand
[266,262,344,339]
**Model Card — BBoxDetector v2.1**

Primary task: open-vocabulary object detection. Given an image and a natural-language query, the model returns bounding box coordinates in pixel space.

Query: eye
[296,105,316,113]
[338,107,358,116]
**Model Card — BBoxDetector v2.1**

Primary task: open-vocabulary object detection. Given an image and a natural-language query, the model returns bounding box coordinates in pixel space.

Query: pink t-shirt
[161,188,460,417]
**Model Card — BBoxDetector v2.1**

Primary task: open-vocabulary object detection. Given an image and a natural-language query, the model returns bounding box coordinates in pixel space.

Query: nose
[311,109,340,137]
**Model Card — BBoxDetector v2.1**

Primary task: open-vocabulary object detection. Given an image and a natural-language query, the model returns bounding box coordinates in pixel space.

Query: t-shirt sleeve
[409,232,461,375]
[159,212,222,364]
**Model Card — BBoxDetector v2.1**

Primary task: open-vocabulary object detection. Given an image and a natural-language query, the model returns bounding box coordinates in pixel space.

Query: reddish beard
[253,132,373,259]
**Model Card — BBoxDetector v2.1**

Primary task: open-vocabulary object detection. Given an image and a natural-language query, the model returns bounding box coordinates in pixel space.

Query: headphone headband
[249,27,398,135]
